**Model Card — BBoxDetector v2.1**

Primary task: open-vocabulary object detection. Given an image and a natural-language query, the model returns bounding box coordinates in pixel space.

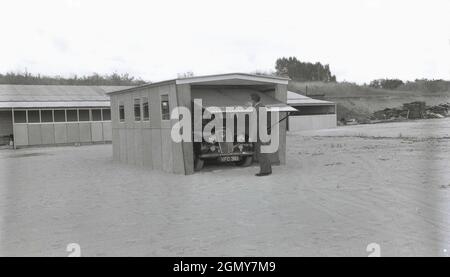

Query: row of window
[13,108,111,124]
[118,94,170,123]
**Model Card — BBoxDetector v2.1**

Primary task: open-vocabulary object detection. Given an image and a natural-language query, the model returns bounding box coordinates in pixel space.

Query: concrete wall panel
[119,128,127,163]
[13,124,28,146]
[289,114,337,131]
[134,128,143,167]
[112,128,120,161]
[41,124,55,145]
[79,123,92,142]
[28,124,42,145]
[67,123,80,143]
[54,124,67,144]
[161,129,173,173]
[142,128,153,169]
[110,96,119,129]
[176,84,194,175]
[91,122,103,142]
[151,129,162,170]
[102,122,112,141]
[171,140,185,174]
[149,86,162,129]
[126,129,135,165]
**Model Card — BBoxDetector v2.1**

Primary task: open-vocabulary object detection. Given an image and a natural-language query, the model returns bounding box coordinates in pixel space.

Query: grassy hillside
[289,81,450,121]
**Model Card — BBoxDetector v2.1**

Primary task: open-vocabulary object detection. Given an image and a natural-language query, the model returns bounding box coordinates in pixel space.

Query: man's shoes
[255,172,272,177]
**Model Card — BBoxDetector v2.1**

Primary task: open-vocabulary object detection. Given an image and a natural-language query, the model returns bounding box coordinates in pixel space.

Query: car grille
[219,142,234,153]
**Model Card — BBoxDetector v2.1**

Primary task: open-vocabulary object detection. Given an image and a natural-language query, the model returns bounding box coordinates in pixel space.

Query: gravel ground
[1,118,449,256]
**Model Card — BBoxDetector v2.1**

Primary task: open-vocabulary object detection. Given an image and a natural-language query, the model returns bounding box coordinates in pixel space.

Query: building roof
[107,73,290,95]
[0,85,133,108]
[287,91,334,106]
[176,73,289,85]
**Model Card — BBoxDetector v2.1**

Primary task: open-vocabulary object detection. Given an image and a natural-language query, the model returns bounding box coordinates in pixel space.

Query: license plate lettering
[220,156,240,162]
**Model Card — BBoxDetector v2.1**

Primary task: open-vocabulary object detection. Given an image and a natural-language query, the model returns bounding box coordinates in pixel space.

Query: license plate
[219,156,240,162]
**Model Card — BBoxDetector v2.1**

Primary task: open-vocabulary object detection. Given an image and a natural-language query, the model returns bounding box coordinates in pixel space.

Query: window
[67,110,78,122]
[78,109,90,121]
[92,109,102,121]
[54,110,66,122]
[134,98,141,121]
[28,110,40,123]
[102,109,111,121]
[41,110,53,122]
[142,97,149,121]
[14,110,26,123]
[160,94,170,120]
[119,103,125,122]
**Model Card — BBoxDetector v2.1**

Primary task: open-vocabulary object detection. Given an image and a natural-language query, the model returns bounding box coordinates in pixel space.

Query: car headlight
[237,134,245,142]
[206,135,216,143]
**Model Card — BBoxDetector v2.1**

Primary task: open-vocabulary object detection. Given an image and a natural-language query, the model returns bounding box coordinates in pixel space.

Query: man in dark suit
[250,93,272,176]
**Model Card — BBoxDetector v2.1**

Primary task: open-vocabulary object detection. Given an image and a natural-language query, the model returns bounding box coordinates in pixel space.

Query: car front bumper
[199,152,254,159]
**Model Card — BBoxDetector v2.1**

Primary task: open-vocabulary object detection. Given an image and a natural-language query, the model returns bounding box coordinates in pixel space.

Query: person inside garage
[250,93,272,177]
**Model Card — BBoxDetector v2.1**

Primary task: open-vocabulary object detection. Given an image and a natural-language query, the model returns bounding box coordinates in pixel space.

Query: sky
[1,0,449,84]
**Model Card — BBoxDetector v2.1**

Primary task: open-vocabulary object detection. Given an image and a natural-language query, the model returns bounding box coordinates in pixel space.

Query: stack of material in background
[371,101,449,121]
[402,101,426,119]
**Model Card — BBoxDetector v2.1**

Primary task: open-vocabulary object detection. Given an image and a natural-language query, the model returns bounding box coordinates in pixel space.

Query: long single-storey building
[107,73,296,175]
[0,85,131,147]
[287,91,337,131]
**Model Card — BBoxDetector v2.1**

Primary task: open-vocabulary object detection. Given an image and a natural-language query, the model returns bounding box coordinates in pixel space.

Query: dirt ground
[1,118,449,256]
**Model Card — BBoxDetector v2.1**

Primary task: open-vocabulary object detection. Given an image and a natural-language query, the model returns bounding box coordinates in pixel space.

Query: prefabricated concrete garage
[287,91,337,131]
[0,85,131,147]
[107,73,295,175]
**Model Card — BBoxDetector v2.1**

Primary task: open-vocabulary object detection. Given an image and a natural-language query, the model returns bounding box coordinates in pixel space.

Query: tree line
[0,72,147,86]
[368,79,404,90]
[274,57,336,82]
[2,61,448,93]
[368,78,450,92]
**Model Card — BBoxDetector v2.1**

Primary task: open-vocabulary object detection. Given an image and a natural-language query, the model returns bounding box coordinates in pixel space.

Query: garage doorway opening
[0,110,13,145]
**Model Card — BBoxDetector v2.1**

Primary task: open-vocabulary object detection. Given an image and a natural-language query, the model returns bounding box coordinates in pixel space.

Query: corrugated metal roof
[107,73,290,95]
[0,85,133,108]
[287,91,334,106]
[176,73,289,85]
[0,101,111,108]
